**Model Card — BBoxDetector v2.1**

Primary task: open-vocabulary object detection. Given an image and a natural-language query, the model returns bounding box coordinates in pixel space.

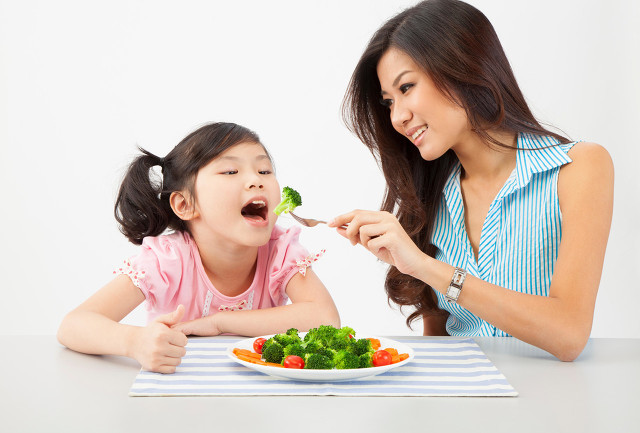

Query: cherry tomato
[283,355,305,369]
[348,334,354,339]
[372,350,392,367]
[253,338,267,354]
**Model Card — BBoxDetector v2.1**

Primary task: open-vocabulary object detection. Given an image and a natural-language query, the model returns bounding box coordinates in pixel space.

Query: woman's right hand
[328,209,428,279]
[129,305,188,374]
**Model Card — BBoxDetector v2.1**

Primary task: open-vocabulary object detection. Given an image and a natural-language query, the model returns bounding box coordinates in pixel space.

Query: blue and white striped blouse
[432,133,576,337]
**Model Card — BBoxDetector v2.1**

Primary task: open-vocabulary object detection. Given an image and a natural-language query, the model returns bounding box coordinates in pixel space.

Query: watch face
[446,286,461,300]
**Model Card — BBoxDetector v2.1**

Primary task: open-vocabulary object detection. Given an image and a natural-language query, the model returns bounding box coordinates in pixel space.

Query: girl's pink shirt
[114,225,311,323]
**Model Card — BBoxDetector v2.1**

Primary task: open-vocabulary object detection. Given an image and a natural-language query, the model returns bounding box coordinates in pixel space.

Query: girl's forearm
[57,311,140,358]
[413,255,591,361]
[215,302,341,337]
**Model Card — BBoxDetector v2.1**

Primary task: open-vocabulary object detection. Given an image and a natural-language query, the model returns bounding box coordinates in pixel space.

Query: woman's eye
[259,170,272,175]
[399,83,414,94]
[379,97,393,108]
[221,170,238,175]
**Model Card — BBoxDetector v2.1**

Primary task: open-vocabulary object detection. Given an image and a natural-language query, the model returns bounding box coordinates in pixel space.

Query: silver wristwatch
[445,267,467,303]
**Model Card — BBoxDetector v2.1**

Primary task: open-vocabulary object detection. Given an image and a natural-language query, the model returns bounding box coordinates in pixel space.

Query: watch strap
[445,267,467,303]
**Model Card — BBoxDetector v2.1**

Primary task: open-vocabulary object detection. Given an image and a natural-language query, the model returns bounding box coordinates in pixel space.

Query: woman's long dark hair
[115,122,262,245]
[342,0,569,328]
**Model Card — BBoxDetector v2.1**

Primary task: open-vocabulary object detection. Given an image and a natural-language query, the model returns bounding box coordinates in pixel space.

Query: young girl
[58,122,340,373]
[330,0,613,361]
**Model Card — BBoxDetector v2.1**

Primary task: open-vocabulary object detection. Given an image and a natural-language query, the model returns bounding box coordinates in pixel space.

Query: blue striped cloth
[433,133,576,337]
[129,337,517,397]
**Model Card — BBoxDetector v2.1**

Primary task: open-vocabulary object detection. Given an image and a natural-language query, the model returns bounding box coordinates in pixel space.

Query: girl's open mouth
[241,200,268,222]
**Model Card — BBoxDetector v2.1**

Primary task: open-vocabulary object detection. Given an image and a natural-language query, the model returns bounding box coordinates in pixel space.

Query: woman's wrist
[410,254,455,295]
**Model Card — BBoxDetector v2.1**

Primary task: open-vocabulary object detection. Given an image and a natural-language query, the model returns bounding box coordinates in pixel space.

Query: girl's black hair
[115,122,263,245]
[342,0,569,328]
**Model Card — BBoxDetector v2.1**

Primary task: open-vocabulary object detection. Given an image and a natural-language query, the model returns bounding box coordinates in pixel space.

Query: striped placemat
[129,337,517,397]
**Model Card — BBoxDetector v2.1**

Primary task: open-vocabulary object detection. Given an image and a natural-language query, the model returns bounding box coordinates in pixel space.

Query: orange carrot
[383,347,399,357]
[391,353,410,364]
[367,338,381,350]
[233,348,261,359]
[235,353,284,368]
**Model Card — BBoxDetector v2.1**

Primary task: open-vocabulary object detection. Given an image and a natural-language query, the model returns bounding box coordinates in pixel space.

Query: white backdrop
[1,0,638,338]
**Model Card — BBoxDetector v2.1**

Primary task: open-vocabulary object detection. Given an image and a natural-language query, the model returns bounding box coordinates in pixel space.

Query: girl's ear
[170,191,199,221]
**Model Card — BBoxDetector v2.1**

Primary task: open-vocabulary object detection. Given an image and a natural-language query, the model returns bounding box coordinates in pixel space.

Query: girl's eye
[221,170,238,175]
[379,97,393,108]
[259,170,272,175]
[399,83,414,94]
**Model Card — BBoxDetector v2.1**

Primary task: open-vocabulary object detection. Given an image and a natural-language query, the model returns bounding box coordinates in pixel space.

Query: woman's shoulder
[563,141,613,178]
[558,141,614,204]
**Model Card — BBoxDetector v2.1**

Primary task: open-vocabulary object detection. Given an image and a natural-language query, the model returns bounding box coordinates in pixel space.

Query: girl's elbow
[316,303,340,329]
[323,308,341,329]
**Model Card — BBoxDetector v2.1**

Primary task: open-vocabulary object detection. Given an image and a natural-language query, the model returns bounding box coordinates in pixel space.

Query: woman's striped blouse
[432,133,576,337]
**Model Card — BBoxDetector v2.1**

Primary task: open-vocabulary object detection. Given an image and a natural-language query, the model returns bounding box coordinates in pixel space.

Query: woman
[330,0,613,361]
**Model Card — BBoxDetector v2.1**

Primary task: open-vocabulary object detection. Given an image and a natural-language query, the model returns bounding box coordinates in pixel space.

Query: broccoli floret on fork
[273,186,302,215]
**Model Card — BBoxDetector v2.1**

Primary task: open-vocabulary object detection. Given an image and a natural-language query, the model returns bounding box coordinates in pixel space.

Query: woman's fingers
[358,223,387,247]
[328,210,358,228]
[331,210,388,245]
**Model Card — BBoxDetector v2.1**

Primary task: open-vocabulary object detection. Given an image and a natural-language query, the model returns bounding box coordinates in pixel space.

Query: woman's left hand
[329,210,427,278]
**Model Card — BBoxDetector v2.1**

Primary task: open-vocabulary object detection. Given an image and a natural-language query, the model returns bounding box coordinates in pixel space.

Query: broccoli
[334,350,360,369]
[316,346,337,360]
[273,186,302,215]
[329,336,350,352]
[283,342,306,359]
[359,352,374,368]
[255,326,392,370]
[352,338,374,356]
[304,353,334,370]
[261,337,278,354]
[262,340,285,364]
[335,326,355,341]
[273,333,300,347]
[301,340,322,355]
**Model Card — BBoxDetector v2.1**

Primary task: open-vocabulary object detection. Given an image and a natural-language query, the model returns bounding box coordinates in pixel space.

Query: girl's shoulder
[139,231,194,260]
[269,224,303,245]
[265,224,308,263]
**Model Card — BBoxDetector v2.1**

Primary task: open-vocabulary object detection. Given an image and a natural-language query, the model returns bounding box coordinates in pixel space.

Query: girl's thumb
[155,305,185,327]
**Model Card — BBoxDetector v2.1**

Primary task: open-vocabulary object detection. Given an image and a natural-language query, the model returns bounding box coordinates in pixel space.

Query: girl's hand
[130,305,188,374]
[172,312,225,337]
[329,210,427,278]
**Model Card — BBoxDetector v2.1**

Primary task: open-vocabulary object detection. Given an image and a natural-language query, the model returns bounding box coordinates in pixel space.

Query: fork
[290,211,347,229]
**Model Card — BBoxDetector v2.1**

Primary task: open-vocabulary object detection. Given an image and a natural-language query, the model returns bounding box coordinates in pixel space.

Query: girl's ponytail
[115,148,175,245]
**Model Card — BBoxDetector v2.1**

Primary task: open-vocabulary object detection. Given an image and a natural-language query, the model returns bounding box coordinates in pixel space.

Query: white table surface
[2,336,638,433]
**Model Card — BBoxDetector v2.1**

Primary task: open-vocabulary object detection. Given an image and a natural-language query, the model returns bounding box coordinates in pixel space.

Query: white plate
[227,335,414,382]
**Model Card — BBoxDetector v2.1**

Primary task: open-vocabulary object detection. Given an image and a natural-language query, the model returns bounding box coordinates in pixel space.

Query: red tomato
[372,350,392,367]
[253,338,267,354]
[283,355,305,369]
[348,334,354,339]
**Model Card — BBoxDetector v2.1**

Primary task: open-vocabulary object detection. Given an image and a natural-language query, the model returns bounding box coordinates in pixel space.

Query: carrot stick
[235,353,284,368]
[233,348,261,359]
